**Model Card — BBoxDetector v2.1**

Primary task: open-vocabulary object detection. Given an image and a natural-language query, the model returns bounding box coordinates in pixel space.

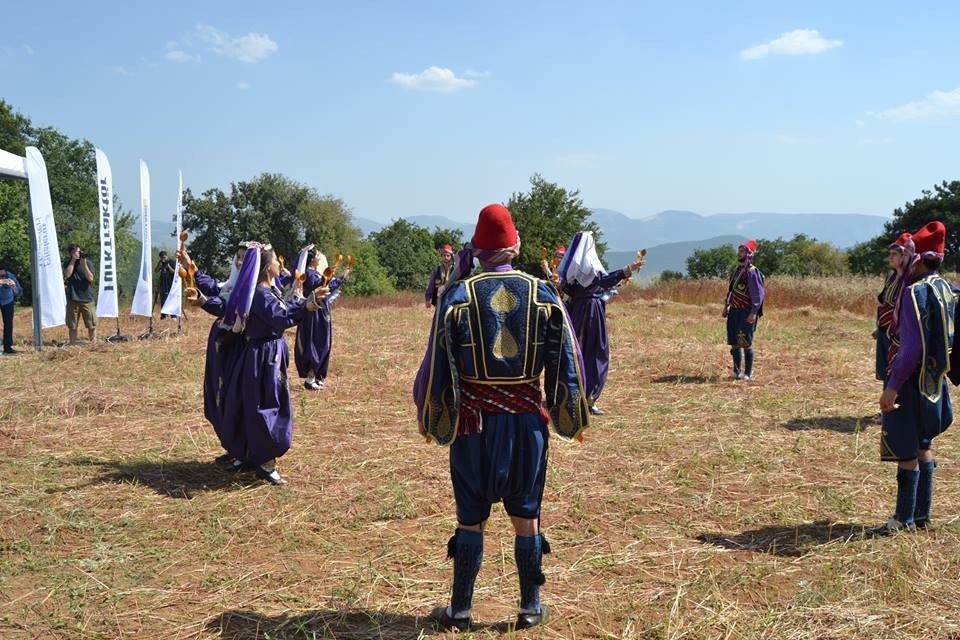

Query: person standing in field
[416,204,589,631]
[154,251,176,319]
[425,244,455,308]
[294,247,350,390]
[0,264,23,354]
[555,231,645,415]
[875,221,956,535]
[722,240,765,381]
[62,244,97,344]
[874,233,911,382]
[218,243,328,485]
[179,243,247,468]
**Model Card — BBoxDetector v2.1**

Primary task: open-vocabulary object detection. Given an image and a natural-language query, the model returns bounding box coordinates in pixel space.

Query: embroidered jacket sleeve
[194,270,221,297]
[747,267,764,315]
[540,281,590,440]
[420,281,469,445]
[886,292,922,392]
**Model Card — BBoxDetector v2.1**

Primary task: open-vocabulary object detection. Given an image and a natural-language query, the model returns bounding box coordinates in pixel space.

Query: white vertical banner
[161,171,183,317]
[24,147,67,328]
[94,149,119,318]
[130,160,152,317]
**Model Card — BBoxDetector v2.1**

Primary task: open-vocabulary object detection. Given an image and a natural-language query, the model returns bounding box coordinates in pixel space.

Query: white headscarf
[560,231,607,287]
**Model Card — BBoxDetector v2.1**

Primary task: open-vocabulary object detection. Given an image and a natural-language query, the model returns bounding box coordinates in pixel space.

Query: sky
[3,0,960,224]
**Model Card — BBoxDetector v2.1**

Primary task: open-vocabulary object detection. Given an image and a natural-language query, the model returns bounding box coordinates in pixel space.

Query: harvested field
[2,279,958,639]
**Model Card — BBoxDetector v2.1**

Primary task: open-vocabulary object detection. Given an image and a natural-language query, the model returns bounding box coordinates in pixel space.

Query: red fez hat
[741,240,757,253]
[440,244,453,254]
[912,221,946,256]
[472,204,518,250]
[555,245,566,255]
[889,232,912,250]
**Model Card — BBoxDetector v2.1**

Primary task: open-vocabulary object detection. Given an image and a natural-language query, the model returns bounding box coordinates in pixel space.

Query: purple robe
[294,271,344,380]
[193,270,239,447]
[219,285,309,466]
[562,269,628,403]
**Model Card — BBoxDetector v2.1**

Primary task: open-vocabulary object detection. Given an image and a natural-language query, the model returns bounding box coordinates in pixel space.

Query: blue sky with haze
[3,1,959,223]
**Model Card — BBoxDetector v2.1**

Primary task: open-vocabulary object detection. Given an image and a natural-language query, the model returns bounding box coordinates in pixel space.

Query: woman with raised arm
[294,247,350,390]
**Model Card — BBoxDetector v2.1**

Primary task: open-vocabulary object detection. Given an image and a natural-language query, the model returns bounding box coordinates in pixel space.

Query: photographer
[154,250,176,319]
[63,244,97,344]
[0,263,23,354]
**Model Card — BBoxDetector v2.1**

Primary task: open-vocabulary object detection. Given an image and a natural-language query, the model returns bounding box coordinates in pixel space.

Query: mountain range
[357,208,888,252]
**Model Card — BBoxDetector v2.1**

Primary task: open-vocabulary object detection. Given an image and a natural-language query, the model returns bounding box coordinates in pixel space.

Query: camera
[79,251,87,259]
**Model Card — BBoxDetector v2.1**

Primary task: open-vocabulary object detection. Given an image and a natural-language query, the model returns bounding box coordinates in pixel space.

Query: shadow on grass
[782,414,880,433]
[652,374,722,384]
[697,520,865,558]
[206,608,517,639]
[65,457,260,499]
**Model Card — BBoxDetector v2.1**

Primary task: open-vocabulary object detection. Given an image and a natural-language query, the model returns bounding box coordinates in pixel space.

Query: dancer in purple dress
[217,244,329,485]
[556,231,645,415]
[294,247,350,390]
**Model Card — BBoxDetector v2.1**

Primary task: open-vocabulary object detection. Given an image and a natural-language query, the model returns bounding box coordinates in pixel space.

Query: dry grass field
[2,276,960,639]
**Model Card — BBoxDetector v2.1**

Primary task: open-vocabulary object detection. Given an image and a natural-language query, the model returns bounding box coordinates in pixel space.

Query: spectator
[63,244,97,344]
[0,264,23,354]
[154,250,176,319]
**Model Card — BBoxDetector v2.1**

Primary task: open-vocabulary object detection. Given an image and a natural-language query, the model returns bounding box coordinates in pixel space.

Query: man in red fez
[416,203,589,631]
[874,221,955,535]
[722,240,765,380]
[425,243,456,308]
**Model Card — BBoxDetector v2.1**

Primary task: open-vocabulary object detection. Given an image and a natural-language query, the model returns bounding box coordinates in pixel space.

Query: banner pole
[26,191,42,352]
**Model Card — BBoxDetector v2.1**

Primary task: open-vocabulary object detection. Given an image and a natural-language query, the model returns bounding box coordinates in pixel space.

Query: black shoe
[255,465,287,485]
[214,453,233,465]
[303,380,322,391]
[516,604,550,630]
[588,405,604,416]
[429,606,470,632]
[224,458,255,473]
[915,518,931,530]
[869,516,916,537]
[3,347,16,354]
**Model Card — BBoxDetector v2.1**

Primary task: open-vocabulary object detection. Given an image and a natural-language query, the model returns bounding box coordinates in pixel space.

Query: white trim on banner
[161,171,183,317]
[131,160,152,317]
[0,148,27,180]
[24,147,67,328]
[94,149,119,318]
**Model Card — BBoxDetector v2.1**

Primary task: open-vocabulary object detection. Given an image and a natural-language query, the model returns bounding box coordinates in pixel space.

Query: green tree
[369,219,437,291]
[850,181,960,274]
[431,226,463,252]
[686,245,737,278]
[0,100,139,301]
[303,194,362,259]
[340,239,395,296]
[507,174,603,275]
[657,270,685,282]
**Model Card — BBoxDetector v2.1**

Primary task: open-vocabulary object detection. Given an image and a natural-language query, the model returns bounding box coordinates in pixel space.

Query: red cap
[472,204,518,250]
[741,240,757,253]
[912,221,946,256]
[555,245,566,255]
[889,232,912,250]
[440,244,453,254]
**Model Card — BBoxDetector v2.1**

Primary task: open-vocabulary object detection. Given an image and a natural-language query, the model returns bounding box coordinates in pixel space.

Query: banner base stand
[138,330,162,340]
[106,332,130,343]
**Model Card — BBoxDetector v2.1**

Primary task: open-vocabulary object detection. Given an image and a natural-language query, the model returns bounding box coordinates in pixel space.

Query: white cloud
[389,66,476,92]
[194,25,278,63]
[236,81,251,90]
[23,44,35,56]
[740,29,842,61]
[857,137,896,146]
[113,66,132,76]
[464,69,492,79]
[164,50,198,63]
[867,87,960,121]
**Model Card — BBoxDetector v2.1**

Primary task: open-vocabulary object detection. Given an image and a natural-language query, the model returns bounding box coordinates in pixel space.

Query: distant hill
[605,235,749,280]
[589,209,887,251]
[355,208,887,251]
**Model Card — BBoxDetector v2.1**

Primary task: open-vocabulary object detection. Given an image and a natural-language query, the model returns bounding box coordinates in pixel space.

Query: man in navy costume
[875,221,956,535]
[416,203,589,631]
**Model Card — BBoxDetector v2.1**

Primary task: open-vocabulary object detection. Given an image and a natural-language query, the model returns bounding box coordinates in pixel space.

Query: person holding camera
[63,244,97,344]
[0,264,23,354]
[154,250,176,319]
